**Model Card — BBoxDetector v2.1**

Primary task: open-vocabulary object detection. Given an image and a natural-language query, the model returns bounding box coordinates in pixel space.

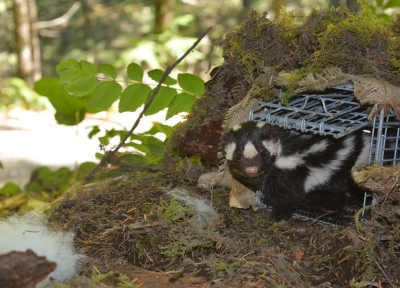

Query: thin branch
[85,26,212,182]
[33,2,81,30]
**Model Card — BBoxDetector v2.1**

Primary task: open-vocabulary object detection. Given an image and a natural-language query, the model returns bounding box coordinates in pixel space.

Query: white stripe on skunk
[221,121,371,221]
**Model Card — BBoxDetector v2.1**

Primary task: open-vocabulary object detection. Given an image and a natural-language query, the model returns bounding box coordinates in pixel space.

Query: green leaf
[56,59,79,83]
[104,168,126,178]
[0,182,22,196]
[384,0,400,8]
[24,182,42,193]
[147,155,164,165]
[127,63,144,82]
[126,141,151,155]
[56,59,98,97]
[376,0,384,7]
[80,60,98,76]
[166,92,196,120]
[67,58,80,69]
[177,73,205,96]
[65,76,97,97]
[30,167,54,191]
[376,13,391,21]
[34,77,86,125]
[145,86,177,116]
[89,81,122,111]
[148,69,177,85]
[146,123,174,138]
[54,109,85,125]
[53,167,72,190]
[119,83,151,112]
[100,64,117,79]
[148,137,166,157]
[88,126,101,139]
[118,154,148,164]
[76,162,97,181]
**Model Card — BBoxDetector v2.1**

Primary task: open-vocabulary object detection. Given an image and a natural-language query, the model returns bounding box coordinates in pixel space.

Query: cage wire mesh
[249,84,372,138]
[249,84,400,224]
[369,108,400,166]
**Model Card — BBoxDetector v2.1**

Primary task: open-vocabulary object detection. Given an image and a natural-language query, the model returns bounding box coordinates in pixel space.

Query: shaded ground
[50,173,400,287]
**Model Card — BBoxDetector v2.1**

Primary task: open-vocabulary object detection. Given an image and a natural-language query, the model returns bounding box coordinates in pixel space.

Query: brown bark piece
[0,249,57,288]
[178,117,224,164]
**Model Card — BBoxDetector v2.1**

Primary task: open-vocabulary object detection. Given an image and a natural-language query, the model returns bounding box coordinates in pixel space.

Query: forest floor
[50,172,400,288]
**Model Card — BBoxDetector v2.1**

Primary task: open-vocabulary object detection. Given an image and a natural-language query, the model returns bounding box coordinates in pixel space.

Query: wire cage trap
[249,84,372,138]
[249,84,400,224]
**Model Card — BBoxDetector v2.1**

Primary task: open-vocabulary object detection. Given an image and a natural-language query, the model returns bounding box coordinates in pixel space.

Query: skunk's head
[221,121,279,179]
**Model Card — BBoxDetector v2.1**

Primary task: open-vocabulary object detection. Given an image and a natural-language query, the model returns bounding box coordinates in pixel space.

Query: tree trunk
[12,0,41,86]
[153,0,174,34]
[28,0,41,82]
[81,0,94,49]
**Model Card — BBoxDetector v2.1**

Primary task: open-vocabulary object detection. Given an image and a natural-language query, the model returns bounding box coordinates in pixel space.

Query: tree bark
[13,0,33,85]
[153,0,174,34]
[12,0,41,86]
[28,0,41,82]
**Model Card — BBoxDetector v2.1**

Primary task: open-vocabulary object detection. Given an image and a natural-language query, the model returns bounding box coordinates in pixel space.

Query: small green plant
[34,60,204,167]
[0,162,97,216]
[32,28,211,181]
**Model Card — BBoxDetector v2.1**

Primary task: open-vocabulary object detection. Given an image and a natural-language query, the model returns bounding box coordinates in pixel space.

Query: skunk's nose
[245,166,258,176]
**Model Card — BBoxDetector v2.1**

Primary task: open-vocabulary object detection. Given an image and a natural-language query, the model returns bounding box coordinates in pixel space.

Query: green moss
[215,260,239,272]
[160,199,193,224]
[159,223,220,259]
[270,220,291,232]
[251,212,269,228]
[256,238,271,245]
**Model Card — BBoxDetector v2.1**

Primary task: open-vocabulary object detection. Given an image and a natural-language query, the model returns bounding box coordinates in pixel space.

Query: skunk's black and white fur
[221,121,371,221]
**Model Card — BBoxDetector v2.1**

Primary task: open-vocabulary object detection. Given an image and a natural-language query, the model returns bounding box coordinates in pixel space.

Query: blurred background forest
[2,0,390,111]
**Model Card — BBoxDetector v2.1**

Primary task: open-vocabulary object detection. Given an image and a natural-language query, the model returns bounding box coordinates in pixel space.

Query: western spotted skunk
[221,121,371,221]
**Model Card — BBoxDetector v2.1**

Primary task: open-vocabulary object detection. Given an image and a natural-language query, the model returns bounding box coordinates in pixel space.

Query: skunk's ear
[259,124,278,142]
[220,132,233,146]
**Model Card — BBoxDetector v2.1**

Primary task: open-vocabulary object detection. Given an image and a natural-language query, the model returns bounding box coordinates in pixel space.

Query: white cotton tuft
[0,211,85,287]
[166,188,218,227]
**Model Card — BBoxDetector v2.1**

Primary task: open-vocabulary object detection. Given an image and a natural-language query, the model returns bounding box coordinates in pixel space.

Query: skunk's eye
[260,150,268,158]
[234,153,242,161]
